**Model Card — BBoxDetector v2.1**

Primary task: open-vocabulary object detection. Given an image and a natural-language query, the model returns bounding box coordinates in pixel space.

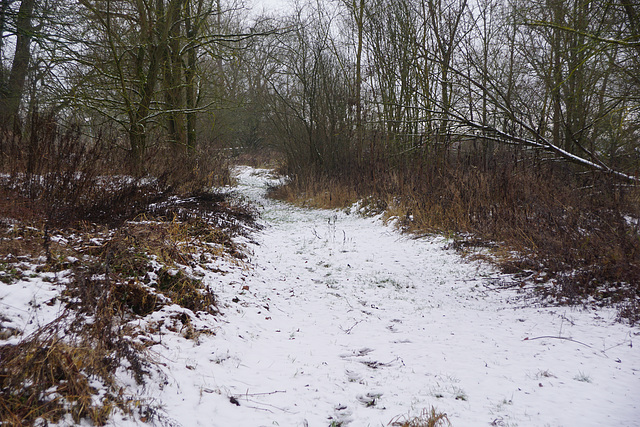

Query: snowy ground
[128,166,639,427]
[3,166,639,426]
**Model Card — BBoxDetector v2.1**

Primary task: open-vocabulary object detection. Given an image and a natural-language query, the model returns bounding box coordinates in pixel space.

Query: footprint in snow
[330,404,353,426]
[345,369,363,383]
[357,392,383,407]
[339,347,374,358]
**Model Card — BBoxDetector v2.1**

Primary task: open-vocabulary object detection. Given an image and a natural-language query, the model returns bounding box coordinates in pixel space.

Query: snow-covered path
[141,167,639,427]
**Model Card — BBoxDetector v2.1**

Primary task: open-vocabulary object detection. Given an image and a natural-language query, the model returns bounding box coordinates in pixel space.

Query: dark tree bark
[0,0,36,129]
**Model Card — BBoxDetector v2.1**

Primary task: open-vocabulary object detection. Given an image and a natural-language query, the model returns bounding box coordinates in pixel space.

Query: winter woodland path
[136,167,639,427]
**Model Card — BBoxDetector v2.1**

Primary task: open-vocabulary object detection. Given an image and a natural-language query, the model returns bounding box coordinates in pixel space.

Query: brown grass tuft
[268,173,359,210]
[0,270,149,426]
[389,407,452,427]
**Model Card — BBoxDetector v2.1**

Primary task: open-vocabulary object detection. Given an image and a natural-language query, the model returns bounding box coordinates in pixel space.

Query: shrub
[271,142,640,322]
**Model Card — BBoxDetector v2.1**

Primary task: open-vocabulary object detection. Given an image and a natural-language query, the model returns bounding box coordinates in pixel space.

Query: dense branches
[1,0,638,178]
[1,0,275,172]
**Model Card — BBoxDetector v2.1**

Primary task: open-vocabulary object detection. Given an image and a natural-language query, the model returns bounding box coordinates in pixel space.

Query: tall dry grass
[271,141,640,322]
[0,113,254,425]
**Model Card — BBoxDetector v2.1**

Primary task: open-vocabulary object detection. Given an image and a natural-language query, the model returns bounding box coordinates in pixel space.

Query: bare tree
[425,0,469,148]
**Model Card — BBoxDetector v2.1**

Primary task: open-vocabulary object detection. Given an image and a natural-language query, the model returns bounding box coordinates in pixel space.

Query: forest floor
[1,166,639,426]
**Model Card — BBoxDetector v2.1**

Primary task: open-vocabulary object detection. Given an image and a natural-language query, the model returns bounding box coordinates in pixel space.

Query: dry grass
[0,116,259,425]
[268,173,359,210]
[389,407,452,427]
[0,335,123,425]
[233,148,284,169]
[272,145,640,322]
[0,273,148,426]
[0,194,256,424]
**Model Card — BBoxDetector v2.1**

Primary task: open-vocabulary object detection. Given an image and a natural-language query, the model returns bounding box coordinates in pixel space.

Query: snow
[0,269,69,341]
[2,166,639,426]
[130,166,639,426]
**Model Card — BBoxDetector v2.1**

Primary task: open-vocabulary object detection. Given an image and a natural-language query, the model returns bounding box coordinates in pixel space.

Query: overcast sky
[250,0,289,14]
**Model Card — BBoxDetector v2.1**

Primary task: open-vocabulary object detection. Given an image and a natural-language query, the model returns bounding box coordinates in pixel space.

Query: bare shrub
[271,141,640,322]
[145,144,234,194]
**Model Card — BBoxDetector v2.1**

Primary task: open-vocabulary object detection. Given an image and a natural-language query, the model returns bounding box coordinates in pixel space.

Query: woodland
[1,0,639,316]
[0,0,639,424]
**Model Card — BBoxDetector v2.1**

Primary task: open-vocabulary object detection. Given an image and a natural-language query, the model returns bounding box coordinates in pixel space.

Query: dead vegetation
[0,200,256,424]
[268,173,359,210]
[0,265,151,425]
[0,117,258,425]
[389,407,452,427]
[271,145,640,323]
[0,330,133,425]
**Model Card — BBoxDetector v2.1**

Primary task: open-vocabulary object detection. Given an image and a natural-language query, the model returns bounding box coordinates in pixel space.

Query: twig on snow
[241,390,287,397]
[523,335,592,349]
[340,320,362,334]
[238,391,294,413]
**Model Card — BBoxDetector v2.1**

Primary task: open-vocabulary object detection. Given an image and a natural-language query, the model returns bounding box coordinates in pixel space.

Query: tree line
[1,0,268,172]
[260,0,639,183]
[0,0,638,181]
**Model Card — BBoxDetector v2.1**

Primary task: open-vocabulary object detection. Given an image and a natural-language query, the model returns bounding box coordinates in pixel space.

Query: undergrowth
[0,115,258,425]
[0,265,152,425]
[270,145,640,323]
[0,204,256,425]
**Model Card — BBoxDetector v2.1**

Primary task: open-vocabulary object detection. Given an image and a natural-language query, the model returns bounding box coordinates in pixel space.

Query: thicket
[271,137,640,322]
[0,114,256,425]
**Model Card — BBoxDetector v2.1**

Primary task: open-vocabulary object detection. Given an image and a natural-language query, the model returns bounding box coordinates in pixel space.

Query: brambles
[270,146,640,323]
[0,117,257,425]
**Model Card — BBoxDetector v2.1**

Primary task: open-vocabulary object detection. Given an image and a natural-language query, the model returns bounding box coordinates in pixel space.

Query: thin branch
[523,335,593,349]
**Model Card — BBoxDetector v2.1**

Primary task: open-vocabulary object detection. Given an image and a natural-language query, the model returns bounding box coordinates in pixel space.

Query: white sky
[249,0,290,14]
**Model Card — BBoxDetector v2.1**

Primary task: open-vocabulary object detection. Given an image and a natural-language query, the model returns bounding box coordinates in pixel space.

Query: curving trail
[135,166,639,427]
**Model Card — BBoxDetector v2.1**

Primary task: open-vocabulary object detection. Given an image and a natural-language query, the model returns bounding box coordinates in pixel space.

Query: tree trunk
[354,0,364,164]
[0,0,36,129]
[164,0,187,148]
[129,124,146,173]
[620,0,640,57]
[550,0,564,150]
[184,0,200,151]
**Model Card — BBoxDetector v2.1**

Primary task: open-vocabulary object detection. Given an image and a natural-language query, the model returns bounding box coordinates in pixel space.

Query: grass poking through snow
[389,407,452,427]
[0,171,258,425]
